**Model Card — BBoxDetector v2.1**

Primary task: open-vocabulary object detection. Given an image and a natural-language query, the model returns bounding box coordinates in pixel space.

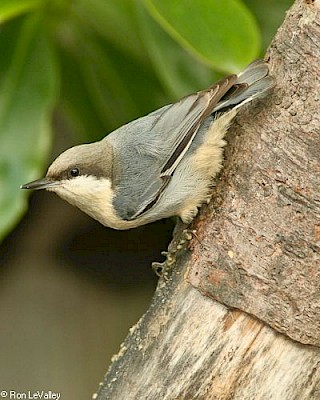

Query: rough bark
[95,1,320,399]
[189,0,320,346]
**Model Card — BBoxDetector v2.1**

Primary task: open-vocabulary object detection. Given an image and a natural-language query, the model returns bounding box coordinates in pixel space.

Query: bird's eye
[69,168,80,178]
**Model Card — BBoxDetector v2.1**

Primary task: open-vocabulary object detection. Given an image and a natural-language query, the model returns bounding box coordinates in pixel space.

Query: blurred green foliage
[0,0,293,242]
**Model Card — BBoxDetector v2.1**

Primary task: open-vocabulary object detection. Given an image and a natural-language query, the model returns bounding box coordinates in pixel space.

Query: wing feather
[110,60,273,221]
[129,75,237,219]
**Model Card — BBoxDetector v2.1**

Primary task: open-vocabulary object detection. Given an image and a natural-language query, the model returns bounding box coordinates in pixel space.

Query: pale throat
[48,175,124,228]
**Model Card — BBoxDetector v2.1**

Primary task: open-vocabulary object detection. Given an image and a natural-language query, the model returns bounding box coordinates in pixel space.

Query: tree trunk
[95,1,320,398]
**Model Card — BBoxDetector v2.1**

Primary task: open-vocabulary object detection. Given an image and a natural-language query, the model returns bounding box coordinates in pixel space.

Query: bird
[21,60,273,230]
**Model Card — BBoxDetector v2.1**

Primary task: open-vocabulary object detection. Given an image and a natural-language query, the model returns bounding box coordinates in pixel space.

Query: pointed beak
[20,177,61,190]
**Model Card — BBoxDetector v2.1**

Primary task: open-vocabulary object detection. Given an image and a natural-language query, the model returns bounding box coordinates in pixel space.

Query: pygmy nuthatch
[21,60,273,230]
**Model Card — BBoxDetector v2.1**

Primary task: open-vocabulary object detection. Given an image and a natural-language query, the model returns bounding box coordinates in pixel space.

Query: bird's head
[21,141,114,217]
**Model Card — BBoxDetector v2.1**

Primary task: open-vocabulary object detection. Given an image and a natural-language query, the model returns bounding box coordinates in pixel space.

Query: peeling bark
[189,0,320,346]
[95,1,320,399]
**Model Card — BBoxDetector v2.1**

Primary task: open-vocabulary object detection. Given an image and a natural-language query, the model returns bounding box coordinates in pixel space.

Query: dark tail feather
[213,59,274,112]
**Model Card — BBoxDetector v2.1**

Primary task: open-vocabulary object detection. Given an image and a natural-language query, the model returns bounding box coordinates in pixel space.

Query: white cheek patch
[53,176,113,206]
[48,176,135,229]
[62,175,110,196]
[50,175,150,229]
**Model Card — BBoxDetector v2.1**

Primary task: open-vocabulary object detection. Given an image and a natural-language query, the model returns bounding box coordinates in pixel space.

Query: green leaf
[56,21,167,142]
[243,0,294,51]
[137,2,221,99]
[144,0,261,73]
[73,0,148,64]
[0,0,41,23]
[0,15,58,241]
